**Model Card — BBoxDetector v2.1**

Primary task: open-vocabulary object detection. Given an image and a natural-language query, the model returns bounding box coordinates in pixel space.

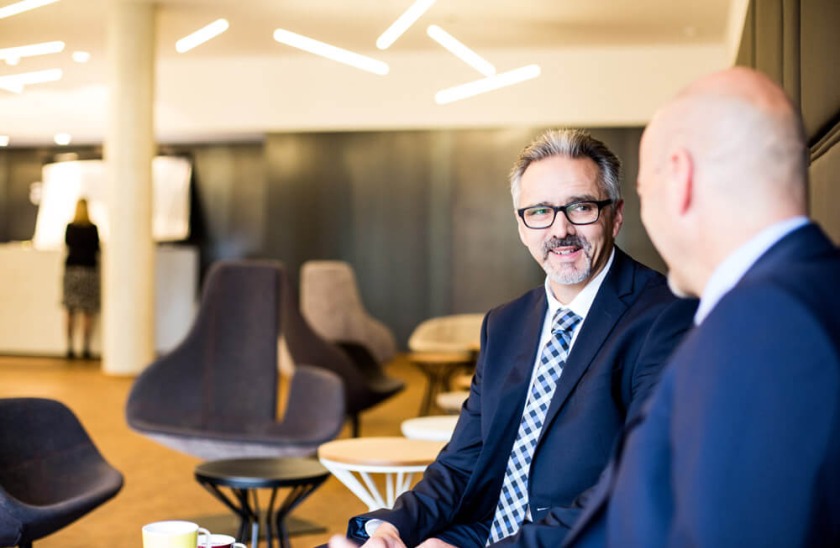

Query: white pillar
[103,1,156,375]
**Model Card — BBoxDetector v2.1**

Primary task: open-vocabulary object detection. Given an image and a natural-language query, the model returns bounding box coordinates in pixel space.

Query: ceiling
[0,0,742,146]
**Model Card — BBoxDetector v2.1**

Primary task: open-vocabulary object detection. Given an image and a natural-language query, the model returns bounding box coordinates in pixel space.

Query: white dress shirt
[529,247,615,386]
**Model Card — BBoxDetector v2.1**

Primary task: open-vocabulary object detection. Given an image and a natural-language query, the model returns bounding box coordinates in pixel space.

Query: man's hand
[328,534,360,548]
[417,539,457,548]
[365,521,407,548]
[328,522,407,548]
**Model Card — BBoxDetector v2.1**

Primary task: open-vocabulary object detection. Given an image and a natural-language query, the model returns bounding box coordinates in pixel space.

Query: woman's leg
[65,308,76,359]
[81,312,95,359]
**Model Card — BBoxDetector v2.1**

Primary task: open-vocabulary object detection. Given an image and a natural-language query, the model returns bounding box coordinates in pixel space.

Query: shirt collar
[544,247,615,322]
[694,216,809,325]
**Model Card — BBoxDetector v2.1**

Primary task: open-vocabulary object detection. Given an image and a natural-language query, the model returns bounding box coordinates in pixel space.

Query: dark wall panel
[1,126,661,349]
[809,122,840,243]
[737,0,840,243]
[343,131,434,346]
[1,150,47,242]
[800,0,840,143]
[450,128,545,314]
[754,0,785,84]
[264,133,355,282]
[191,144,267,268]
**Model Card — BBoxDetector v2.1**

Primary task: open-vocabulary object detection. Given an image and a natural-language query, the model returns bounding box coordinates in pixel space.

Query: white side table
[435,391,470,414]
[400,415,459,442]
[318,437,445,511]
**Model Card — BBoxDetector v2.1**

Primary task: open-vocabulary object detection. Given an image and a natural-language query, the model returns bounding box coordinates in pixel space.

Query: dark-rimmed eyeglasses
[517,199,614,229]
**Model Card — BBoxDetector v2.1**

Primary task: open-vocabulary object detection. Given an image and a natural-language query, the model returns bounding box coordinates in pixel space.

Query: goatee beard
[543,235,592,286]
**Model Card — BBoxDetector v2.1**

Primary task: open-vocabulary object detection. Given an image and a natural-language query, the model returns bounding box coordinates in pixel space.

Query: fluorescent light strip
[427,25,495,76]
[376,0,436,50]
[0,68,62,93]
[435,64,541,105]
[0,0,59,19]
[72,51,91,63]
[0,41,65,62]
[175,18,229,53]
[273,28,389,76]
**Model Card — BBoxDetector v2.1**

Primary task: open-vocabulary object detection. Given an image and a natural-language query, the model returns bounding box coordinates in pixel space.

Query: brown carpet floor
[0,354,440,548]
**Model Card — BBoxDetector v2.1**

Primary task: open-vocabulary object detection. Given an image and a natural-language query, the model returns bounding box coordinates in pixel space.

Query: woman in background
[63,198,100,360]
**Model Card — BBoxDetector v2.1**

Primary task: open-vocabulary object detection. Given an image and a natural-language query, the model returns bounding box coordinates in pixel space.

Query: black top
[65,223,99,267]
[194,458,329,489]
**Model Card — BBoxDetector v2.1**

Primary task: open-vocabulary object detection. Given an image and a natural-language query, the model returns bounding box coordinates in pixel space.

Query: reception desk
[0,243,198,357]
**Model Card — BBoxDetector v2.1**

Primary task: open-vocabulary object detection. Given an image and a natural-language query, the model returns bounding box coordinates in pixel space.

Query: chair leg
[351,414,360,438]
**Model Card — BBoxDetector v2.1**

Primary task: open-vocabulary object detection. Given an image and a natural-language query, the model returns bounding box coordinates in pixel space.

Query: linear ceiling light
[0,67,62,93]
[175,18,229,53]
[435,64,541,105]
[376,0,436,50]
[72,50,90,63]
[0,0,59,19]
[54,132,71,146]
[427,25,495,76]
[273,28,389,75]
[0,41,65,64]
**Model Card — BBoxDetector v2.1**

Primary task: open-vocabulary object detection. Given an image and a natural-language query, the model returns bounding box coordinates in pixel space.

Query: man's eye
[526,207,551,217]
[568,202,594,213]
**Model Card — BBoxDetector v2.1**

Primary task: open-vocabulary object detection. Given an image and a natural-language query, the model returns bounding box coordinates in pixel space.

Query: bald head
[650,67,808,218]
[637,67,810,297]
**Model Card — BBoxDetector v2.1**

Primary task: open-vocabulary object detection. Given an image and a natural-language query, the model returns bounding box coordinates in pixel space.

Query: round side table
[194,457,329,548]
[408,351,475,415]
[318,437,445,511]
[400,415,459,441]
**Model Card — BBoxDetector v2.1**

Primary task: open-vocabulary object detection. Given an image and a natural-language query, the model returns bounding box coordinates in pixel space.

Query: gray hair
[509,129,622,208]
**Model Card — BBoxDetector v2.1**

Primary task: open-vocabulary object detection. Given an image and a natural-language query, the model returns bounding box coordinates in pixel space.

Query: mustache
[543,236,585,254]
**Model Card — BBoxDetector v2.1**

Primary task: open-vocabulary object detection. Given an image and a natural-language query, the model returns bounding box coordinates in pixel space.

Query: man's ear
[516,212,529,247]
[611,199,625,238]
[669,148,693,215]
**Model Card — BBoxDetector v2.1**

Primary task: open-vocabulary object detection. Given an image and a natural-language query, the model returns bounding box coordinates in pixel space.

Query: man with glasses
[332,129,696,548]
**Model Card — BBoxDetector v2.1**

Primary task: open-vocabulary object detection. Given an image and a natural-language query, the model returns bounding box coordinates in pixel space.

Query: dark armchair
[0,397,123,548]
[125,260,346,459]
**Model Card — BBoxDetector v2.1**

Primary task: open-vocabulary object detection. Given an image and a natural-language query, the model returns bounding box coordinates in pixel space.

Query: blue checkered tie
[486,308,581,545]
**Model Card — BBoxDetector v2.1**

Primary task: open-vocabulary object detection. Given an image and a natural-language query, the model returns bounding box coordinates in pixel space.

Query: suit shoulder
[485,286,544,323]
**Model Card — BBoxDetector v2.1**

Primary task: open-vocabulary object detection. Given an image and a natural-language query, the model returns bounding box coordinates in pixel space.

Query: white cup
[197,533,247,548]
[142,520,212,548]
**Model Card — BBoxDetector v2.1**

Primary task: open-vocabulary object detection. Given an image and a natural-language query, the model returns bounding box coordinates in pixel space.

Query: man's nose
[548,212,575,238]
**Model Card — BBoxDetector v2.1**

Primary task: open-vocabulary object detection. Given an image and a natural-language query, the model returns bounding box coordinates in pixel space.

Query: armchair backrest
[300,260,397,363]
[278,265,372,414]
[127,260,281,432]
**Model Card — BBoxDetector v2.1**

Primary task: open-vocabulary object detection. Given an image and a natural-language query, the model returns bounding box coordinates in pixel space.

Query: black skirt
[62,266,100,312]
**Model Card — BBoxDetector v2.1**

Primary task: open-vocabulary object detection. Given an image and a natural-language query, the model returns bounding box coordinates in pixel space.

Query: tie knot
[552,308,581,334]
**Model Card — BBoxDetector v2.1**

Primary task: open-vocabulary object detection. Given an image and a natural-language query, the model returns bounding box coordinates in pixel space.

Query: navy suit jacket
[347,248,697,547]
[564,224,840,547]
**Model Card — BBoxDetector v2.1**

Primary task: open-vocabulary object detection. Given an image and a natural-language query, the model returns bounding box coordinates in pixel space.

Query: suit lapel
[486,290,547,452]
[536,249,635,442]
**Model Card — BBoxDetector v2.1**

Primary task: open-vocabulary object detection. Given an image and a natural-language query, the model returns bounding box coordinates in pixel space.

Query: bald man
[559,67,840,547]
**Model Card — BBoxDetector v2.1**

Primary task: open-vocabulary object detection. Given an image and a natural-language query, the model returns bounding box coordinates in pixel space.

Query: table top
[401,415,459,441]
[318,437,445,466]
[194,457,329,488]
[407,351,475,365]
